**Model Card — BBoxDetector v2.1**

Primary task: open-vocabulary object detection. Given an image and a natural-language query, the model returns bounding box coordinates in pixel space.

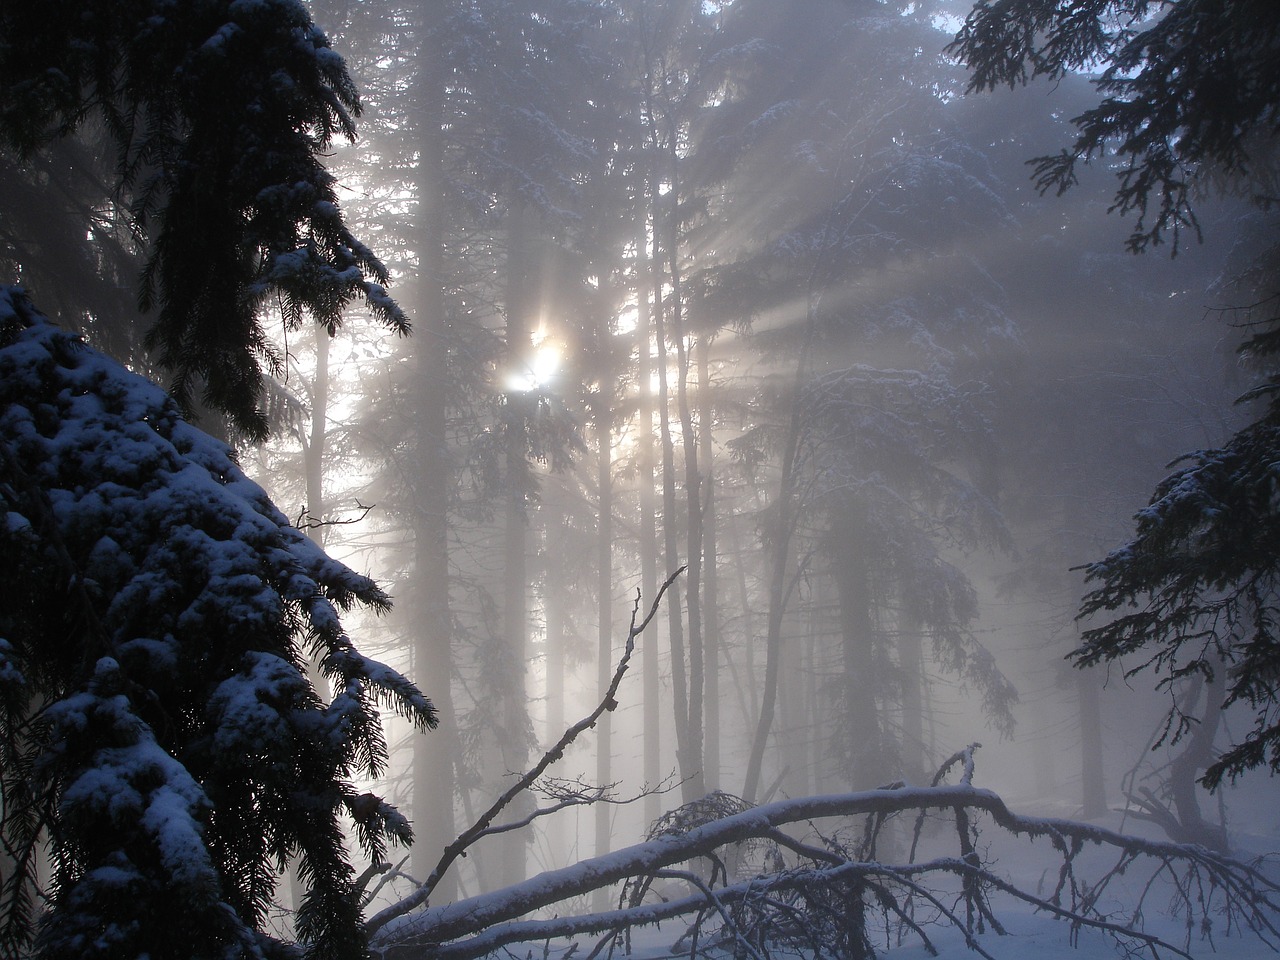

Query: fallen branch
[370,747,1280,960]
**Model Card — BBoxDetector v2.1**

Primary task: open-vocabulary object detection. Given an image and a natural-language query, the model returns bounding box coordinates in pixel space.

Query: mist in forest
[74,0,1280,901]
[9,0,1280,955]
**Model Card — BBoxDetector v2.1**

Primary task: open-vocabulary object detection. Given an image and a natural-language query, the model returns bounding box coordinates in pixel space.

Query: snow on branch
[0,287,433,957]
[370,743,1280,960]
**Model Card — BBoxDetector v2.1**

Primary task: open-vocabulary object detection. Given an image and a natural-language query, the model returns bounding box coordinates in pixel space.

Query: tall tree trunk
[543,508,567,867]
[1166,667,1228,851]
[651,191,693,803]
[1117,659,1227,850]
[830,505,883,790]
[741,312,813,803]
[288,323,332,923]
[593,391,614,908]
[1060,496,1106,821]
[498,199,533,888]
[636,201,661,829]
[897,611,927,785]
[741,449,799,802]
[723,503,759,730]
[802,599,823,796]
[303,324,330,534]
[411,28,458,899]
[667,156,706,802]
[1077,667,1107,819]
[696,335,720,790]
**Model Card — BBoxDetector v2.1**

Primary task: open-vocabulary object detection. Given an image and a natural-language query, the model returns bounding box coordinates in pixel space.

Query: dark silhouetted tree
[0,288,434,960]
[0,0,408,439]
[953,0,1280,794]
[949,0,1280,253]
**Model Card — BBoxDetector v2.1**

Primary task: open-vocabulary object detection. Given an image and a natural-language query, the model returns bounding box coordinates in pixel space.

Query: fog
[239,0,1274,920]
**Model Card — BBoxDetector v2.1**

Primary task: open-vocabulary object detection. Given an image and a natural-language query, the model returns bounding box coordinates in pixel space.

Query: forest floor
[883,809,1280,960]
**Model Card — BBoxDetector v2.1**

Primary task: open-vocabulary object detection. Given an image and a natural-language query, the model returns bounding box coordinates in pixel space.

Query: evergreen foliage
[949,0,1280,252]
[1076,316,1280,790]
[0,286,434,959]
[0,0,409,439]
[952,0,1280,791]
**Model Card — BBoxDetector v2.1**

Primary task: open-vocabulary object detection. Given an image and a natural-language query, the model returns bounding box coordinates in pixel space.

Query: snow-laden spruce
[0,287,434,960]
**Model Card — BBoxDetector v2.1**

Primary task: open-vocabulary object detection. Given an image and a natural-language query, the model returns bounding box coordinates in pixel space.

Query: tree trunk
[303,324,330,537]
[411,28,458,898]
[543,504,567,868]
[371,774,1252,960]
[897,611,927,785]
[287,323,332,924]
[1167,669,1228,851]
[651,192,694,803]
[1077,667,1107,819]
[636,201,662,829]
[593,388,614,907]
[722,502,760,730]
[830,505,883,790]
[498,198,533,888]
[696,334,720,790]
[741,318,811,803]
[667,156,706,802]
[1123,665,1227,851]
[802,598,823,796]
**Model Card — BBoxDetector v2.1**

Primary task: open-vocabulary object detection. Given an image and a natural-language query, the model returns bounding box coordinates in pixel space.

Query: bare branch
[365,568,687,938]
[295,500,375,530]
[650,868,769,960]
[479,777,678,840]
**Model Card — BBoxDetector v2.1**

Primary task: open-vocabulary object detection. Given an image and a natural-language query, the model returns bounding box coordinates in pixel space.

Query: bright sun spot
[507,341,561,392]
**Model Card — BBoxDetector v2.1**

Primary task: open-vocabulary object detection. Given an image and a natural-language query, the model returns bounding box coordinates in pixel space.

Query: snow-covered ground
[878,808,1280,960]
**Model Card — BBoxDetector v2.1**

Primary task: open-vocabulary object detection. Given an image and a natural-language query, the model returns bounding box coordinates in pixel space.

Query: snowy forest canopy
[2,0,1280,958]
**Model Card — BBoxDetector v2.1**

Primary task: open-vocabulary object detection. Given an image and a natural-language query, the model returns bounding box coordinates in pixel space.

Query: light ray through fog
[7,0,1277,955]
[232,0,1273,947]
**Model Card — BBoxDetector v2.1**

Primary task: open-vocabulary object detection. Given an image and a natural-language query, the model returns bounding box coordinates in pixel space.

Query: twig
[360,856,411,909]
[650,868,768,960]
[295,500,375,530]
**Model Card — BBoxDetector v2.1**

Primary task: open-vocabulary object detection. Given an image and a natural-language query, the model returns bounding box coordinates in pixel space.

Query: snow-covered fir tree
[0,287,434,960]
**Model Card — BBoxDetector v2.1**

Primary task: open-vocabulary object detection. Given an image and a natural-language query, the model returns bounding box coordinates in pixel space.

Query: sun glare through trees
[2,1,1280,959]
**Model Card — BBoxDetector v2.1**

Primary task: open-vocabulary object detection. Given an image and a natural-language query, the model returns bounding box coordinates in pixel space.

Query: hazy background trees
[5,0,1273,915]
[270,0,1266,896]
